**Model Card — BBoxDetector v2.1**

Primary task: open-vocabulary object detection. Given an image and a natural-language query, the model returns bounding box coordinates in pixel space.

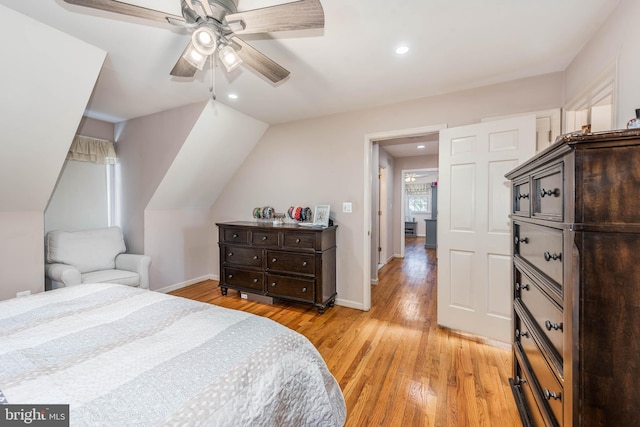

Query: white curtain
[66,135,117,165]
[405,183,429,195]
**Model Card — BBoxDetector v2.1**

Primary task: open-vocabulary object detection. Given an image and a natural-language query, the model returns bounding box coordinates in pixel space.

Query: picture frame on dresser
[314,204,330,226]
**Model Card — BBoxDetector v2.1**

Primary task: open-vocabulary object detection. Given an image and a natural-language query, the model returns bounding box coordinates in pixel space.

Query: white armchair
[45,226,151,290]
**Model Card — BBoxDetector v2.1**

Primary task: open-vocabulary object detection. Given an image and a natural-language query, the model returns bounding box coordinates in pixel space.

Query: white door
[437,116,536,342]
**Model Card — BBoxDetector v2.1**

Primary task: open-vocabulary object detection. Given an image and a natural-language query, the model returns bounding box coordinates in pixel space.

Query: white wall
[0,6,104,301]
[564,0,640,129]
[210,73,565,310]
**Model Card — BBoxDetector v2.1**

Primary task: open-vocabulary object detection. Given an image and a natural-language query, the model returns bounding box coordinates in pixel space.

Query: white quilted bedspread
[0,284,346,426]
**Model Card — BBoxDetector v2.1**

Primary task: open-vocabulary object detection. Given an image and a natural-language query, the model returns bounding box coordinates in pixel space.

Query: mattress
[0,283,346,426]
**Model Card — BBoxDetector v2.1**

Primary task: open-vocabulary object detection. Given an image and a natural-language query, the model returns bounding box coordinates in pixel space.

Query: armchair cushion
[46,227,126,274]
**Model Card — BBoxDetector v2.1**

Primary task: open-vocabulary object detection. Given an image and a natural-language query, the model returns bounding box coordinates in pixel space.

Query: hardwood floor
[169,237,521,426]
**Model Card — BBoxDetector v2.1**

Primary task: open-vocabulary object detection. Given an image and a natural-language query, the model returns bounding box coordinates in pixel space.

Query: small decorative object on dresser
[627,108,640,129]
[217,221,337,313]
[505,129,640,427]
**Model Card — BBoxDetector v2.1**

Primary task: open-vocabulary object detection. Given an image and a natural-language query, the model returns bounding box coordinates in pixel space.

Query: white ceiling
[0,0,620,126]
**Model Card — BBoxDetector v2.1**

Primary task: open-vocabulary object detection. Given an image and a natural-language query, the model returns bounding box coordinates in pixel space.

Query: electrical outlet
[16,290,31,298]
[343,202,352,213]
[240,293,248,300]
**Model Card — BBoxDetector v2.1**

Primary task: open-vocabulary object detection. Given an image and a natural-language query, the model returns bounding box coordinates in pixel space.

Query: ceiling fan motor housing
[183,0,239,24]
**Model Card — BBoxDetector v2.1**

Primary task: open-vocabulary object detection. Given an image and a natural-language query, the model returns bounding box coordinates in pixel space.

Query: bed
[0,283,346,426]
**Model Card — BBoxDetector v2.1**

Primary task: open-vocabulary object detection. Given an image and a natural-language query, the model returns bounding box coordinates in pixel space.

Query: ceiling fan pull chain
[209,56,216,100]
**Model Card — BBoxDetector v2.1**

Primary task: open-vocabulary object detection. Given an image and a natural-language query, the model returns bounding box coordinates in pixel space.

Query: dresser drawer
[516,267,563,359]
[516,314,563,426]
[266,274,315,302]
[251,230,279,246]
[267,251,315,275]
[513,177,531,217]
[514,222,563,288]
[223,267,263,292]
[532,164,563,221]
[513,358,547,427]
[222,228,249,244]
[223,246,262,267]
[282,231,316,250]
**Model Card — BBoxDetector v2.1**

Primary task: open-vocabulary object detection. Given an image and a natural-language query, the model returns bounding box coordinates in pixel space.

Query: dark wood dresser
[216,221,337,313]
[505,129,640,426]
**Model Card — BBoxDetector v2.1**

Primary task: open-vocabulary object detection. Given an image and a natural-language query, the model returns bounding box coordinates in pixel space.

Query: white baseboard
[155,274,217,294]
[335,298,365,311]
[371,278,379,285]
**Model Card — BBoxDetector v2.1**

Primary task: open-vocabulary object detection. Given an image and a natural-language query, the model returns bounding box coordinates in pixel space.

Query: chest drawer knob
[272,258,277,263]
[517,193,530,200]
[515,329,529,339]
[540,188,560,198]
[228,274,233,279]
[232,233,238,238]
[228,252,233,257]
[302,287,307,292]
[544,388,561,401]
[514,236,529,245]
[296,238,301,243]
[271,282,277,287]
[253,278,259,283]
[253,255,258,260]
[302,261,308,266]
[262,236,268,240]
[515,283,530,291]
[544,251,562,262]
[545,320,563,331]
[514,376,526,385]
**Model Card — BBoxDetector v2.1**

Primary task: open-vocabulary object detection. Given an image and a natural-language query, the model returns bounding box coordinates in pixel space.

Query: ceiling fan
[62,0,324,87]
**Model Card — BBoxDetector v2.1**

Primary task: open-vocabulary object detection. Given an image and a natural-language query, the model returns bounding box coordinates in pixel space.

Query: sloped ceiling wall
[0,5,105,212]
[148,101,269,210]
[0,6,105,301]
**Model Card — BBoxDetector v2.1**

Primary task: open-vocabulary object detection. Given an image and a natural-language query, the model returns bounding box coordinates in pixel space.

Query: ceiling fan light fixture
[183,44,208,70]
[218,45,243,72]
[192,26,217,56]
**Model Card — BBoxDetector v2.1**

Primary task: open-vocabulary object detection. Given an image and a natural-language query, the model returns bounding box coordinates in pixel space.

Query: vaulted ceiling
[0,0,620,125]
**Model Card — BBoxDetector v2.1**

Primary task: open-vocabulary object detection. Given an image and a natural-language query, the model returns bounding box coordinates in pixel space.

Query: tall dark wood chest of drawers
[217,221,337,313]
[505,129,640,427]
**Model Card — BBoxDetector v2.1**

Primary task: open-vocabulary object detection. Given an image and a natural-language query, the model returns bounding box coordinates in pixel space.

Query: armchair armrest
[45,263,81,288]
[115,254,152,289]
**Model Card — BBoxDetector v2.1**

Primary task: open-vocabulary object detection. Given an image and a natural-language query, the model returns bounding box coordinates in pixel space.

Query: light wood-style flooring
[170,237,521,426]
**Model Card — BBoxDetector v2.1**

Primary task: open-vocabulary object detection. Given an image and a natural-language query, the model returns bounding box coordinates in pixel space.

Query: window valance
[66,135,117,165]
[405,183,429,195]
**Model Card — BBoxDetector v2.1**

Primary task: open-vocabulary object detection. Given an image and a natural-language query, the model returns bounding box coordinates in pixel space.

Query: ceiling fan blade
[225,0,324,34]
[63,0,184,24]
[231,37,290,83]
[170,42,199,78]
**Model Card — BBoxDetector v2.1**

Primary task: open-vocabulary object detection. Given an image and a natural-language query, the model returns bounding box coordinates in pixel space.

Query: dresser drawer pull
[228,274,233,279]
[514,376,526,385]
[261,236,268,240]
[514,236,529,245]
[515,283,530,291]
[296,238,301,243]
[544,251,562,262]
[517,193,530,200]
[271,282,277,287]
[302,287,307,292]
[253,278,259,283]
[232,233,238,238]
[272,258,277,263]
[540,188,560,198]
[302,261,308,266]
[544,388,561,401]
[545,320,563,331]
[228,252,233,257]
[515,329,529,339]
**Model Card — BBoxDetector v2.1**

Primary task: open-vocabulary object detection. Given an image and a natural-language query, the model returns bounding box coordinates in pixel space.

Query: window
[406,183,431,216]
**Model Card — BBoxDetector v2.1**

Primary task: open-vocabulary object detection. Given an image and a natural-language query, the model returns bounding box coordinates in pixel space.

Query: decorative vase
[627,109,640,129]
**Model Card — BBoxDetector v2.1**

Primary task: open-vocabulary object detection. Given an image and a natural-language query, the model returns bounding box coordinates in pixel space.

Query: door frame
[363,123,447,310]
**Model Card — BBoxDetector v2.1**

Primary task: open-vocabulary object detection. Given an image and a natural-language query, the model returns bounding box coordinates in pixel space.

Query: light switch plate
[343,202,352,213]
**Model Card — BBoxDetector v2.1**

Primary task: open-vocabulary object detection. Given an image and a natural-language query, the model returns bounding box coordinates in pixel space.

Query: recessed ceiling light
[228,93,238,99]
[395,46,409,55]
[417,144,425,149]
